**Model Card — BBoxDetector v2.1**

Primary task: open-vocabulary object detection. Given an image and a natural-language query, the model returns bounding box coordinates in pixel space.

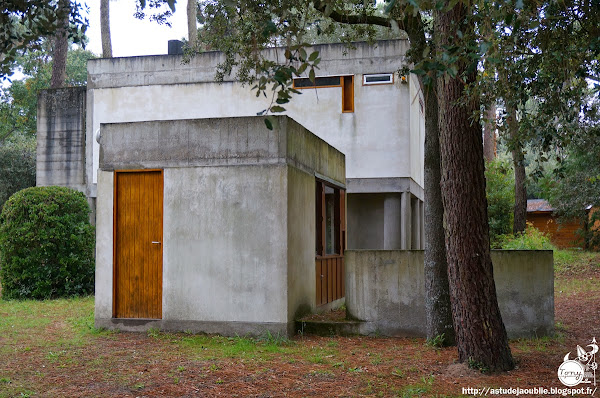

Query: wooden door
[315,181,345,306]
[114,170,163,319]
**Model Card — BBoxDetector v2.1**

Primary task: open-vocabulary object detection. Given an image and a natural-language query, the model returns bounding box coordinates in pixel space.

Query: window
[363,73,394,85]
[342,75,354,113]
[293,76,342,88]
[316,180,345,256]
[292,75,355,113]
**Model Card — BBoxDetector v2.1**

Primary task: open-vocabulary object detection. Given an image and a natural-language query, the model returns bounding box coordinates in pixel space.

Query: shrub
[485,159,515,247]
[498,224,556,250]
[0,134,36,210]
[0,186,95,299]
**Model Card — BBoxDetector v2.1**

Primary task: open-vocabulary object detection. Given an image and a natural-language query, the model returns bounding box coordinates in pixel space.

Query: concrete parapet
[345,250,554,338]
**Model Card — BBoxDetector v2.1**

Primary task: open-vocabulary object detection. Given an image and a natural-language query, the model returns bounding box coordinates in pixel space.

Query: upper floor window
[292,75,354,113]
[363,73,394,85]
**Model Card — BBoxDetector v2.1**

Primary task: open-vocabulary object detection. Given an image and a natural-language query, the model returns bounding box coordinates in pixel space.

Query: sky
[83,0,189,57]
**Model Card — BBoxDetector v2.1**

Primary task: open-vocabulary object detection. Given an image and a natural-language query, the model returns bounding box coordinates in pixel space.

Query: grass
[553,249,600,295]
[0,250,597,397]
[554,249,600,276]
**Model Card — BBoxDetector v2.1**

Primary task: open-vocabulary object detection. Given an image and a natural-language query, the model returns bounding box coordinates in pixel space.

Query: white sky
[83,0,189,57]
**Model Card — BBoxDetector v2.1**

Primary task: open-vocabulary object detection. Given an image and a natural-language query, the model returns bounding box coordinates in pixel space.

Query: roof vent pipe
[168,40,184,55]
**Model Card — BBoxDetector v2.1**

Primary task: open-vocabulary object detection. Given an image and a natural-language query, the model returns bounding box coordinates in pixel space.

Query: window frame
[362,73,394,86]
[315,179,345,258]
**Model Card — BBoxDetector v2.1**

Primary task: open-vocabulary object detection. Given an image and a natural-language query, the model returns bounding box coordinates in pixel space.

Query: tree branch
[313,1,393,28]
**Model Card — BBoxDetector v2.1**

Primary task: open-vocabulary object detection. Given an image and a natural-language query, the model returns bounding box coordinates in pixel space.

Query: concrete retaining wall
[345,250,554,338]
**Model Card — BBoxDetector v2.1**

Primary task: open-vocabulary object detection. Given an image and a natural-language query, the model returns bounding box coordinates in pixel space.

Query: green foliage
[0,134,36,210]
[193,0,398,118]
[0,45,96,141]
[497,225,555,250]
[425,333,446,349]
[135,0,177,26]
[485,159,515,246]
[0,186,95,300]
[545,128,600,249]
[1,1,88,79]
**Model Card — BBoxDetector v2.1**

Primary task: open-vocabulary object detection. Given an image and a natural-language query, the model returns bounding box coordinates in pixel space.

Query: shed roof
[527,199,553,213]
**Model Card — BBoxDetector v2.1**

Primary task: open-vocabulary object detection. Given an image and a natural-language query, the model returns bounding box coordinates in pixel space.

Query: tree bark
[100,0,113,58]
[508,104,527,234]
[187,0,198,48]
[401,12,455,346]
[435,3,514,372]
[483,104,497,162]
[50,0,70,88]
[423,79,455,346]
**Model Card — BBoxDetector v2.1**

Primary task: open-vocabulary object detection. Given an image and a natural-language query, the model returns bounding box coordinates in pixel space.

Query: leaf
[299,48,307,62]
[479,41,491,55]
[264,117,273,130]
[297,63,308,75]
[384,0,397,14]
[270,105,286,113]
[166,0,176,12]
[308,51,319,62]
[309,68,315,82]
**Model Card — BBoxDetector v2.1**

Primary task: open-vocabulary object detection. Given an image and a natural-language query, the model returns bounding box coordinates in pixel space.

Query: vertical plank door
[114,170,163,319]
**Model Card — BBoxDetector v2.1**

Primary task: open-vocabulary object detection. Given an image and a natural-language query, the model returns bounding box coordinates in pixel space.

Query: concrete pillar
[383,194,402,249]
[420,200,425,249]
[412,197,421,250]
[400,192,412,250]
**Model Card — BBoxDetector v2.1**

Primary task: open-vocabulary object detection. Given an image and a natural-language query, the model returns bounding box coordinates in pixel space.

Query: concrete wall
[345,250,554,338]
[95,116,345,336]
[36,87,86,192]
[82,40,425,251]
[86,40,422,188]
[347,192,424,250]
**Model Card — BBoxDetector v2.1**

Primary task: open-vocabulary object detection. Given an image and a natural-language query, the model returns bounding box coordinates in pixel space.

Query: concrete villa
[36,39,554,337]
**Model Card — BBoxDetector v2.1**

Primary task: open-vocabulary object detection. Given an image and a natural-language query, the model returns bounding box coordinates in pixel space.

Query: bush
[498,224,556,250]
[0,134,36,210]
[486,159,515,247]
[0,186,95,299]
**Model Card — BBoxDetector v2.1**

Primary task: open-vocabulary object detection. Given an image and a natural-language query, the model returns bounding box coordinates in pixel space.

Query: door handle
[151,241,161,245]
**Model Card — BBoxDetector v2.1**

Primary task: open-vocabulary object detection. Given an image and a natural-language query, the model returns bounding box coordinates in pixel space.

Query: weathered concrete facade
[86,40,425,250]
[345,250,554,338]
[36,87,87,193]
[95,116,345,336]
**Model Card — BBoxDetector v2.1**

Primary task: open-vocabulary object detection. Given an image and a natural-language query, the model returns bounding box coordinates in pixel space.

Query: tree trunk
[435,3,514,372]
[508,104,527,234]
[423,79,455,346]
[187,0,198,48]
[101,0,113,58]
[401,12,455,346]
[50,0,70,88]
[483,103,497,162]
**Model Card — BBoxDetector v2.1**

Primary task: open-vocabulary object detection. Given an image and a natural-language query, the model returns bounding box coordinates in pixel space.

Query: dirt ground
[1,262,599,397]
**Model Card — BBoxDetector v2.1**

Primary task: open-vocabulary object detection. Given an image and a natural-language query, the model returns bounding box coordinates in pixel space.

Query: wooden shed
[526,199,583,249]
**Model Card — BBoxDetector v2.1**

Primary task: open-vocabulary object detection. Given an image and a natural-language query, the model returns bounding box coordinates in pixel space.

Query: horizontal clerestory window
[293,75,354,113]
[362,73,394,85]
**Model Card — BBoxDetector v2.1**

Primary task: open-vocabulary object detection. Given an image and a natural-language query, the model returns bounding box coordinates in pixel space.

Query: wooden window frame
[315,179,345,258]
[292,75,355,113]
[342,75,354,113]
